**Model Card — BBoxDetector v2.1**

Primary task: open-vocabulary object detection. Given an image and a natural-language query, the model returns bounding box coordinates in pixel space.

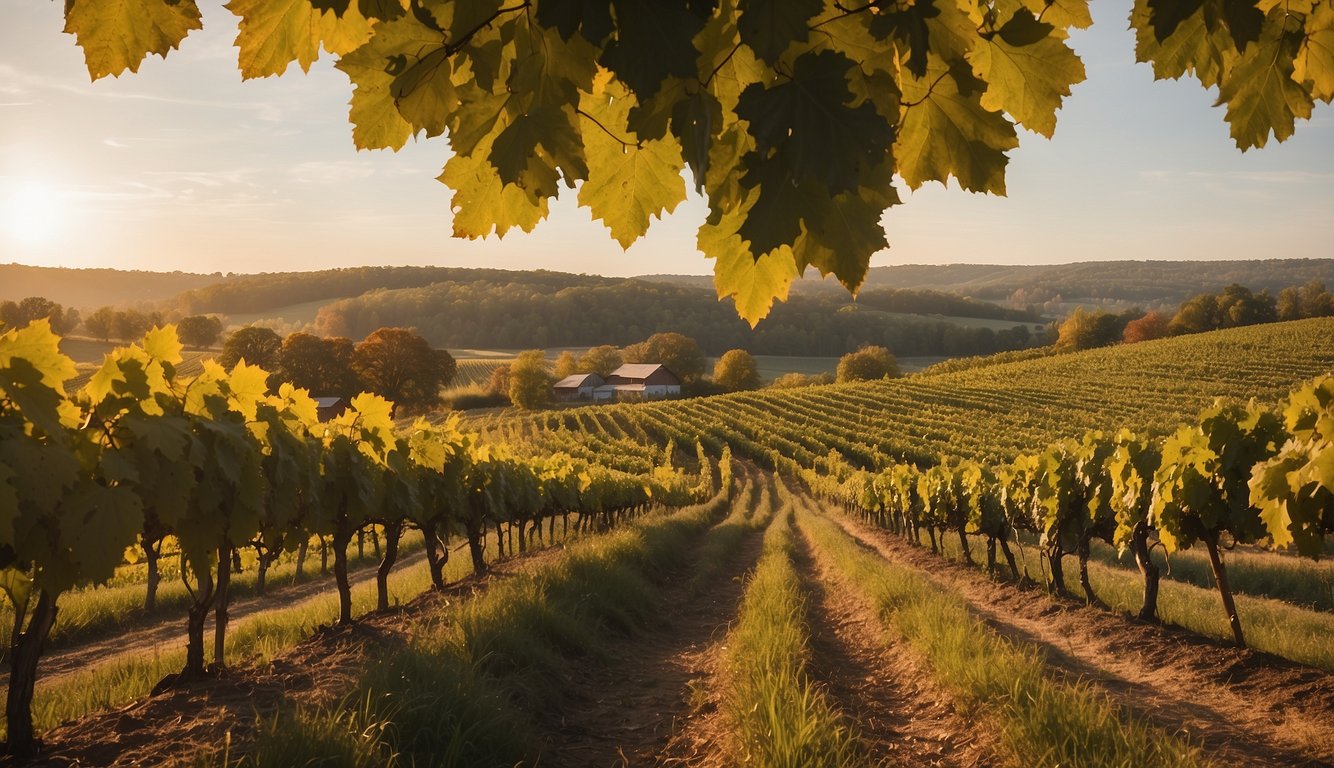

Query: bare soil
[25,547,565,767]
[793,526,997,767]
[3,550,429,692]
[831,512,1334,768]
[537,525,767,767]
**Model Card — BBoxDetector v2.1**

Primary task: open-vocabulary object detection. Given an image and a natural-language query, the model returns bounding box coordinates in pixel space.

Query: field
[2,319,1332,766]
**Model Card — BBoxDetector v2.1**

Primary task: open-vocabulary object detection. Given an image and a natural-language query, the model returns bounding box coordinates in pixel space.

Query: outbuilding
[553,373,605,402]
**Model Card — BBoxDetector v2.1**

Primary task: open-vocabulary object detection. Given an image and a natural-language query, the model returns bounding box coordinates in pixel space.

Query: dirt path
[537,519,768,767]
[828,509,1334,768]
[7,549,430,691]
[792,525,997,767]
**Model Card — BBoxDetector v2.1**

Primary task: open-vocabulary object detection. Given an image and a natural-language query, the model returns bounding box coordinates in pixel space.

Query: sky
[0,0,1331,279]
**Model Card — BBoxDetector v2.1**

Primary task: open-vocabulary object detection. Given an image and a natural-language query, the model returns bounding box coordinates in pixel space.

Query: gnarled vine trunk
[213,544,232,668]
[375,521,401,611]
[5,588,58,759]
[1130,521,1160,621]
[183,554,217,676]
[1203,531,1245,647]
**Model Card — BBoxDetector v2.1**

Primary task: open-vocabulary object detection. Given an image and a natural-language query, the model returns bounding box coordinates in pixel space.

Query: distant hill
[0,263,223,309]
[641,259,1334,308]
[310,277,1043,358]
[170,266,615,315]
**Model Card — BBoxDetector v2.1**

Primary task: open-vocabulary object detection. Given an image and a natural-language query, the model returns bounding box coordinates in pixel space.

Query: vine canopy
[58,0,1334,323]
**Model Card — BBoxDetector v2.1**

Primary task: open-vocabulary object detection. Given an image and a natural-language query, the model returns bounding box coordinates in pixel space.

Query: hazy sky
[1,0,1331,278]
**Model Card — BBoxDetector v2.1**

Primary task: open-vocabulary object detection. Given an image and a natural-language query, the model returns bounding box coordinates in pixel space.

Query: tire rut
[792,523,997,768]
[828,510,1334,768]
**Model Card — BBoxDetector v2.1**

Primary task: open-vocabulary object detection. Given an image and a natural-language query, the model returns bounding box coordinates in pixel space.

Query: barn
[553,373,604,402]
[595,364,682,400]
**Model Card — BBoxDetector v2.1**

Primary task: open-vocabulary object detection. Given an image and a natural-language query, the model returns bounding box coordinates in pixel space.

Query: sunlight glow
[2,181,63,244]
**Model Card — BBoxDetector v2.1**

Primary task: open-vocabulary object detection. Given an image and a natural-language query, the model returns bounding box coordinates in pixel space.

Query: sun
[1,181,63,244]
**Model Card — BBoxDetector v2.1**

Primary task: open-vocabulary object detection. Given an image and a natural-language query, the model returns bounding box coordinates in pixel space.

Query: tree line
[217,326,456,414]
[1056,281,1334,350]
[313,278,1043,358]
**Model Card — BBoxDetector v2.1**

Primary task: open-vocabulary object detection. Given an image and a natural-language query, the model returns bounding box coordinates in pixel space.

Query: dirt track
[829,510,1334,767]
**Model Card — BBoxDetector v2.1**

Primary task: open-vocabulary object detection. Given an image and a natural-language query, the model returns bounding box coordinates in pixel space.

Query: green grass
[1,534,424,655]
[227,487,737,766]
[721,499,864,768]
[1084,539,1334,612]
[922,528,1334,672]
[799,501,1206,768]
[18,525,567,739]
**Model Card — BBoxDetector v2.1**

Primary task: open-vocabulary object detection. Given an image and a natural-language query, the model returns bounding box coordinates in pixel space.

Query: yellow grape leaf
[63,0,203,80]
[578,83,688,248]
[0,319,77,393]
[142,325,184,366]
[1217,21,1314,150]
[1020,0,1093,29]
[227,360,270,420]
[1295,1,1334,102]
[703,209,800,326]
[274,382,321,428]
[185,359,229,415]
[896,59,1018,193]
[349,392,395,433]
[226,0,372,79]
[439,149,550,239]
[968,10,1086,138]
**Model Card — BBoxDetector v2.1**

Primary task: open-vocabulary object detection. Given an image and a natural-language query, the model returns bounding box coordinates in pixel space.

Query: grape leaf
[600,0,707,99]
[63,0,203,80]
[439,130,549,239]
[1132,0,1231,87]
[537,0,615,44]
[335,25,415,150]
[1216,21,1314,149]
[0,320,76,393]
[228,361,270,421]
[896,61,1018,193]
[794,184,897,294]
[702,209,799,325]
[578,84,688,248]
[737,0,822,64]
[1295,2,1334,101]
[1020,0,1093,29]
[142,325,183,366]
[225,0,373,79]
[736,50,894,195]
[969,9,1086,138]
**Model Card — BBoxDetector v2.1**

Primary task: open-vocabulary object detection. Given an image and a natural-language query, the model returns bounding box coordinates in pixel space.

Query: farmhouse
[553,373,604,402]
[592,363,682,401]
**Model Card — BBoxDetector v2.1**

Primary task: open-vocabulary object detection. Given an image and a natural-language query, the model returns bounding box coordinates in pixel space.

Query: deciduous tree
[1122,311,1171,344]
[553,350,579,379]
[508,350,553,410]
[836,346,899,383]
[218,326,282,371]
[623,332,706,384]
[280,332,361,397]
[352,327,456,413]
[713,349,761,392]
[578,345,623,378]
[176,315,224,348]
